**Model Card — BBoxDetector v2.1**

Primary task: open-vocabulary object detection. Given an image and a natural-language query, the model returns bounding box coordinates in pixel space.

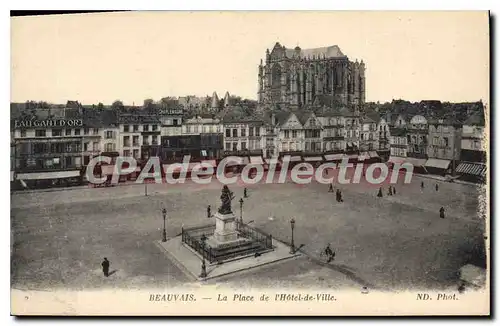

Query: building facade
[11,108,90,187]
[406,115,428,159]
[222,120,265,157]
[258,42,365,108]
[359,116,378,152]
[426,119,462,174]
[389,114,408,158]
[317,110,345,153]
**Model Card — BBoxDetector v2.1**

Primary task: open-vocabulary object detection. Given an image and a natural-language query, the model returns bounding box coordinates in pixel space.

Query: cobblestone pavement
[11,169,486,291]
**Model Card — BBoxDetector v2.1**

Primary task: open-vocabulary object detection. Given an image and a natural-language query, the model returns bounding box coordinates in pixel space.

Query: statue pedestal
[214,211,238,243]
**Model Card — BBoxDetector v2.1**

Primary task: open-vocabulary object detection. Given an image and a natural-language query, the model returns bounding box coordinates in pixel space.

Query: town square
[11,167,486,291]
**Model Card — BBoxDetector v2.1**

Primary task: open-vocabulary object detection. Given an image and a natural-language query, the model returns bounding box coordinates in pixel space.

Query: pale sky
[11,11,489,105]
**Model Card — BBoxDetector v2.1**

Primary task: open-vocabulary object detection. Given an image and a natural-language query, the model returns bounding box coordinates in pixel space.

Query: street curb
[153,240,198,282]
[154,240,302,282]
[198,253,302,282]
[412,173,481,187]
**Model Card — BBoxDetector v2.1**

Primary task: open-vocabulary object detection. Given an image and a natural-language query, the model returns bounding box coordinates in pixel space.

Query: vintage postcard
[10,11,490,316]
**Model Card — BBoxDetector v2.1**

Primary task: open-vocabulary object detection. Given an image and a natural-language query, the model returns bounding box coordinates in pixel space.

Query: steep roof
[389,127,407,136]
[271,110,293,126]
[315,106,342,117]
[295,110,314,125]
[313,95,334,107]
[463,112,485,126]
[365,109,381,123]
[427,117,463,126]
[361,116,376,124]
[285,45,346,59]
[223,92,231,107]
[211,92,219,108]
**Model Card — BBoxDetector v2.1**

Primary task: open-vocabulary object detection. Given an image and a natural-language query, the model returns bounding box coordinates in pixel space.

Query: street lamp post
[162,208,167,242]
[239,198,244,224]
[199,234,207,278]
[289,218,296,254]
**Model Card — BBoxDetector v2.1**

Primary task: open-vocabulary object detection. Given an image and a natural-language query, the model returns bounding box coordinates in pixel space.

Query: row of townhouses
[10,99,487,188]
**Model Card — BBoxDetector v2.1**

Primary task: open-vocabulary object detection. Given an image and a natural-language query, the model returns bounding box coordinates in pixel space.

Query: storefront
[302,155,324,168]
[16,170,82,189]
[456,162,487,183]
[424,158,451,176]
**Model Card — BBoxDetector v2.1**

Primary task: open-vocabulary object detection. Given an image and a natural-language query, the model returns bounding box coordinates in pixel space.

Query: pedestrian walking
[101,258,110,277]
[421,181,424,189]
[393,186,396,195]
[207,205,211,218]
[244,188,248,198]
[439,207,445,219]
[435,183,439,191]
[377,187,383,198]
[338,190,344,203]
[388,186,393,196]
[328,183,334,192]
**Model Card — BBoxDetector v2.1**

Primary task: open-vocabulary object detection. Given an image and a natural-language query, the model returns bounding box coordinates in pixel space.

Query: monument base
[213,211,238,243]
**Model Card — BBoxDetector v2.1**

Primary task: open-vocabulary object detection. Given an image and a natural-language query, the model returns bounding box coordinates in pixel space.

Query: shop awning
[388,156,406,164]
[17,170,81,180]
[404,157,427,167]
[163,163,192,174]
[224,157,243,167]
[265,158,280,165]
[324,154,345,161]
[348,154,358,160]
[250,156,264,164]
[284,156,302,162]
[358,152,370,161]
[303,156,323,162]
[369,151,379,158]
[425,158,451,170]
[201,160,217,167]
[100,165,116,175]
[456,162,486,177]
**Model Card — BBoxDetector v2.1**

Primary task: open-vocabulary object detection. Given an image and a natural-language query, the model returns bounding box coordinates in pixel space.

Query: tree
[112,100,124,110]
[97,102,104,110]
[143,98,154,107]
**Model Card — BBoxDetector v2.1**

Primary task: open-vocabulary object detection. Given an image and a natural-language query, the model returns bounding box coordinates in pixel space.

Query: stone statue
[219,185,235,215]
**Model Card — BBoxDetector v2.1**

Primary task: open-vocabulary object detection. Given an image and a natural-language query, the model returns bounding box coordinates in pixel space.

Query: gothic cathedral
[258,42,366,108]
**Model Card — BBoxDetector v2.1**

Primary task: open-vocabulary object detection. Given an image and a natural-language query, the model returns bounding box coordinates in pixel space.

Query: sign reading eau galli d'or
[13,119,84,129]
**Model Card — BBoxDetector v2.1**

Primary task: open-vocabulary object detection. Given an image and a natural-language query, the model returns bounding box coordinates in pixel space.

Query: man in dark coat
[244,188,248,198]
[393,186,396,195]
[435,183,439,191]
[388,186,393,196]
[328,183,334,192]
[338,190,344,203]
[377,187,383,198]
[421,181,424,189]
[102,258,110,277]
[207,205,211,218]
[440,207,445,219]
